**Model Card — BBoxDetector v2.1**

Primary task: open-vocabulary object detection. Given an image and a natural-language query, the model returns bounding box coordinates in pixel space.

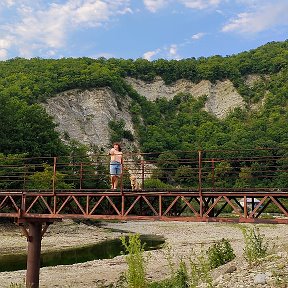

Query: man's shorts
[110,161,122,176]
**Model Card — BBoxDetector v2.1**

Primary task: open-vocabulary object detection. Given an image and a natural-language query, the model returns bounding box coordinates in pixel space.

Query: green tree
[26,164,74,190]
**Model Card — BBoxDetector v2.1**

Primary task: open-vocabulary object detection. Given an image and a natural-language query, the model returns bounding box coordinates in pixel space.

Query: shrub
[189,250,213,288]
[148,260,190,288]
[171,260,189,288]
[144,178,172,189]
[207,238,236,269]
[241,226,269,265]
[121,234,147,288]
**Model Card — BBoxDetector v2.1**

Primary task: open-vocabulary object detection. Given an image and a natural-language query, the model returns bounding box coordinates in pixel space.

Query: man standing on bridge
[109,143,123,190]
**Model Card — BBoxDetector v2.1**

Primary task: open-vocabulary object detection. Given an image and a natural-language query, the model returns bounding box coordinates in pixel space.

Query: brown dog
[130,175,141,191]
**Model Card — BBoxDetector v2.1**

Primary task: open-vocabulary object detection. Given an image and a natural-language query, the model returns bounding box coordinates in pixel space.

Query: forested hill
[0,40,288,157]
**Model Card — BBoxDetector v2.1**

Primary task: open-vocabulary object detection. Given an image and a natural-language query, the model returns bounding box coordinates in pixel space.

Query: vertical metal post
[23,164,27,190]
[52,157,57,214]
[26,222,42,288]
[121,195,125,217]
[80,162,83,190]
[198,150,203,217]
[120,159,124,194]
[141,159,145,190]
[52,157,57,194]
[211,158,215,191]
[121,158,125,216]
[210,158,215,217]
[243,195,248,218]
[159,195,162,217]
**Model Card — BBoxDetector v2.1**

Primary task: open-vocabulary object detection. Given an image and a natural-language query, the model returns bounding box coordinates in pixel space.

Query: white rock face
[43,77,249,148]
[204,80,245,119]
[126,77,211,101]
[42,88,134,149]
[126,77,245,119]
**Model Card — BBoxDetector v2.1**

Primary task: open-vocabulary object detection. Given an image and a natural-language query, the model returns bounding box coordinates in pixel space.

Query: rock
[254,273,267,284]
[225,265,237,273]
[126,77,245,119]
[42,87,135,149]
[215,274,224,284]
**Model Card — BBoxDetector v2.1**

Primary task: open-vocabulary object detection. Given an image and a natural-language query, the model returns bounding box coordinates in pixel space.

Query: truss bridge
[0,148,287,287]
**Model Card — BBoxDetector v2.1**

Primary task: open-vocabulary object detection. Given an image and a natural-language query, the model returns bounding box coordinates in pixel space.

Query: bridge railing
[0,148,287,192]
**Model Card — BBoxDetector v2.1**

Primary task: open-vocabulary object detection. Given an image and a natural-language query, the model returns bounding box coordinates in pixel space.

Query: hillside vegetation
[0,40,287,157]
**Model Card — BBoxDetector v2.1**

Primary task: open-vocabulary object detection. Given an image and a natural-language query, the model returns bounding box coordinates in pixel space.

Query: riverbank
[0,220,287,287]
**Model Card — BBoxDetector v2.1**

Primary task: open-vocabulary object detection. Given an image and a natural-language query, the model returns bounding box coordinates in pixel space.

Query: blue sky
[0,0,288,61]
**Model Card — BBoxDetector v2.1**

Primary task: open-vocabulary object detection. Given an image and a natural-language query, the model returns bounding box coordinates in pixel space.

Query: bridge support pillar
[26,222,42,288]
[18,220,54,288]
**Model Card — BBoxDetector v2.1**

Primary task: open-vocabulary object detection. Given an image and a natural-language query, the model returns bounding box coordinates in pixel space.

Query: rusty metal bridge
[0,148,288,287]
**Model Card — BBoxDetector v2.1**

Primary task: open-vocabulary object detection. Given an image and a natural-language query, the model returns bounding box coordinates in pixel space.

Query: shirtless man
[109,143,123,189]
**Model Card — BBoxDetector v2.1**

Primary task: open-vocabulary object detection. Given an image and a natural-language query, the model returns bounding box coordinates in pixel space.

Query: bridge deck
[1,188,287,223]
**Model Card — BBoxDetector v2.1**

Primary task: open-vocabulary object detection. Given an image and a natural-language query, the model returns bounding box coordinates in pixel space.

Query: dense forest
[0,40,287,191]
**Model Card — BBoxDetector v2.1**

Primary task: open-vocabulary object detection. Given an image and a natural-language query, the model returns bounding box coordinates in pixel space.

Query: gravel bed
[0,220,287,287]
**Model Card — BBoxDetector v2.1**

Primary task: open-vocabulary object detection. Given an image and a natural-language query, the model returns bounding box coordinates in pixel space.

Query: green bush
[207,238,236,268]
[241,226,269,265]
[188,250,213,288]
[148,260,190,288]
[26,163,74,190]
[144,178,172,189]
[121,234,147,288]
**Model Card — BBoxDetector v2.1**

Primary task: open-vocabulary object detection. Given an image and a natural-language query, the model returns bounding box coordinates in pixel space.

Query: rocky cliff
[43,87,134,149]
[43,77,260,149]
[126,77,245,118]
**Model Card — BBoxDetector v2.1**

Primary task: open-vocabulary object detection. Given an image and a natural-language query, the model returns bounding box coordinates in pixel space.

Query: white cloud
[143,0,223,12]
[222,1,288,34]
[1,0,16,7]
[143,0,169,13]
[71,1,110,26]
[46,49,57,57]
[0,37,12,59]
[143,49,160,60]
[142,45,181,60]
[179,0,222,10]
[0,38,12,49]
[191,32,205,40]
[167,44,180,59]
[0,0,132,58]
[0,49,8,60]
[92,52,115,59]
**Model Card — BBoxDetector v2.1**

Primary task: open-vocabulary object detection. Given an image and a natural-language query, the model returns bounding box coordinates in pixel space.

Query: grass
[8,282,27,288]
[117,228,279,288]
[118,236,237,288]
[120,234,147,288]
[240,226,269,265]
[8,284,24,288]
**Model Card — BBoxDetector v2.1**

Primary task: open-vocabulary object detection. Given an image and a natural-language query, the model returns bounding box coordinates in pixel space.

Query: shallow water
[0,234,165,272]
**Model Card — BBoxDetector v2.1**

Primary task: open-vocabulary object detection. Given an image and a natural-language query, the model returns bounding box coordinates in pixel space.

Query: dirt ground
[0,219,287,287]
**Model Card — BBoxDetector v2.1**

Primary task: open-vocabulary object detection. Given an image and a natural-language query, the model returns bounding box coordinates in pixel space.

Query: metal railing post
[120,159,124,194]
[141,159,145,190]
[198,150,203,217]
[52,157,57,195]
[79,162,83,190]
[52,157,57,215]
[211,158,215,191]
